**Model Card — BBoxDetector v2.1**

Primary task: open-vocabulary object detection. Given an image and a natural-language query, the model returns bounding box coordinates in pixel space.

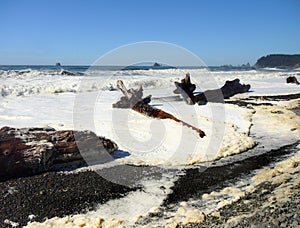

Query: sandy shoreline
[1,142,298,227]
[1,94,299,227]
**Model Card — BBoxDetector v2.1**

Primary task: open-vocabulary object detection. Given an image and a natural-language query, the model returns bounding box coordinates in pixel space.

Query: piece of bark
[113,81,205,138]
[0,127,118,181]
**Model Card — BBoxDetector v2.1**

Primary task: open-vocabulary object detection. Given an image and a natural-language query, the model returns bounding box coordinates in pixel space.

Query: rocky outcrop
[0,127,118,181]
[59,69,84,76]
[255,54,300,68]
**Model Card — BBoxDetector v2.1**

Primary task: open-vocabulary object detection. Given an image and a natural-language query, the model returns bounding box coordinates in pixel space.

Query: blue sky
[0,0,299,66]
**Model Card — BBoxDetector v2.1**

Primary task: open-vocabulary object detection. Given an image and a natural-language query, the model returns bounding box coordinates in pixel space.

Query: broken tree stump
[0,127,118,181]
[173,73,196,105]
[113,80,205,138]
[112,80,151,108]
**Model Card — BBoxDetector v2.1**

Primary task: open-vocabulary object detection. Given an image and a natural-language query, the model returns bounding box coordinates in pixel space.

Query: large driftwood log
[0,127,118,180]
[113,80,205,138]
[174,74,251,105]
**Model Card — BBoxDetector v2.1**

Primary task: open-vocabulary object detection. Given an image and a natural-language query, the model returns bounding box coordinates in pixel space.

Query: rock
[59,70,84,76]
[286,76,300,85]
[0,127,118,180]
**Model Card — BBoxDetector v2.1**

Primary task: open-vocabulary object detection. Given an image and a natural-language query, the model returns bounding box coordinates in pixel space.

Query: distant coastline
[1,54,300,70]
[255,54,300,68]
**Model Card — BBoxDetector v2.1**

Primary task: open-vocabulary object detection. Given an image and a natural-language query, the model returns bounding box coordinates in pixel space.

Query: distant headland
[255,54,300,68]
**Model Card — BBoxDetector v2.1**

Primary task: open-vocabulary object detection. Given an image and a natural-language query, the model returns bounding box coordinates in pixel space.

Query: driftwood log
[112,80,205,138]
[174,73,251,105]
[286,76,300,85]
[0,127,118,181]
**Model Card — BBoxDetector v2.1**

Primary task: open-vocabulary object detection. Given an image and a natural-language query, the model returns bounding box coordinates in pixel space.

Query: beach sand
[1,98,298,227]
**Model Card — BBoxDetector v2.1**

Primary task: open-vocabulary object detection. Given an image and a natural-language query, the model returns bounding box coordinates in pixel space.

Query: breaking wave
[0,68,295,97]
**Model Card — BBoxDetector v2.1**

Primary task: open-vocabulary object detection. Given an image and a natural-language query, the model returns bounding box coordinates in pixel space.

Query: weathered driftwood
[112,80,151,108]
[220,79,251,98]
[174,74,251,105]
[113,80,206,138]
[0,127,118,180]
[133,102,206,137]
[286,76,300,85]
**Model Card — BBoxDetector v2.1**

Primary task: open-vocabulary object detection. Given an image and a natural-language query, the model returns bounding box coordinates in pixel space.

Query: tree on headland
[255,54,300,68]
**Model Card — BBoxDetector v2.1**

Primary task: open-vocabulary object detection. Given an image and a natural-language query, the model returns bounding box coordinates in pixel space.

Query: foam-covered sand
[24,97,300,227]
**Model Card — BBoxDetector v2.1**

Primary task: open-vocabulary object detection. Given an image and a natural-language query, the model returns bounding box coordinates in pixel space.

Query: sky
[0,0,299,66]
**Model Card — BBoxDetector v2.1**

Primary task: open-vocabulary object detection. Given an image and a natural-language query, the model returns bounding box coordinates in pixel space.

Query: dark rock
[59,70,83,76]
[286,76,300,85]
[0,127,118,181]
[122,63,176,70]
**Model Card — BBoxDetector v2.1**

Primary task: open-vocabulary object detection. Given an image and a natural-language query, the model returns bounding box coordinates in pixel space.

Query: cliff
[255,54,300,68]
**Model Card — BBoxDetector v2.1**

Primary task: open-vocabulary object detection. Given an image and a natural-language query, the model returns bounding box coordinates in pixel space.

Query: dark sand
[164,143,299,205]
[180,181,300,227]
[0,170,136,227]
[135,142,299,227]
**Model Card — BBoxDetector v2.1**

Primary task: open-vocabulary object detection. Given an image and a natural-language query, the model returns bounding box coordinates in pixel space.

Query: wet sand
[180,181,300,227]
[3,141,296,227]
[0,171,136,227]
